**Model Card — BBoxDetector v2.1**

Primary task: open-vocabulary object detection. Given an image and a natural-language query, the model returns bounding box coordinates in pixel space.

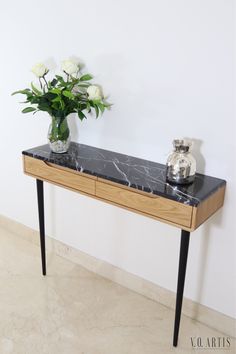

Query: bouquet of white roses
[12,59,110,120]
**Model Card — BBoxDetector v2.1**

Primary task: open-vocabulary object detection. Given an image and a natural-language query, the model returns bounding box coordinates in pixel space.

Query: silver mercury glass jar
[166,139,196,185]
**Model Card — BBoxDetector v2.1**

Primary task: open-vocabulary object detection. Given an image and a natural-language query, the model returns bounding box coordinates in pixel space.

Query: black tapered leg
[173,230,190,347]
[36,179,46,276]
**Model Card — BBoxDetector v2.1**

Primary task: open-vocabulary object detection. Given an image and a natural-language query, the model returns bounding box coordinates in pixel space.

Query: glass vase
[166,139,196,185]
[48,116,71,153]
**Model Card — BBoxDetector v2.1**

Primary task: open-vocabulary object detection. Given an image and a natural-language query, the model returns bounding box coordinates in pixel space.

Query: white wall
[0,0,235,319]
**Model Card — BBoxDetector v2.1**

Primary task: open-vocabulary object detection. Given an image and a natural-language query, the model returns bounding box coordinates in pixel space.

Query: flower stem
[39,78,43,90]
[42,75,48,90]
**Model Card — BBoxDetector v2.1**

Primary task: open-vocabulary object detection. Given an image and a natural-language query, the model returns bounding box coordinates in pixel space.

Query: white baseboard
[0,214,235,338]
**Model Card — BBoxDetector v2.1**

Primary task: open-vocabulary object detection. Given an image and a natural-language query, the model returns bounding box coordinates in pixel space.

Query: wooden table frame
[23,155,226,347]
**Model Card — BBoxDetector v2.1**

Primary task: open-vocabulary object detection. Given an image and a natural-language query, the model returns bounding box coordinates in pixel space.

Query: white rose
[87,85,102,100]
[61,60,79,75]
[31,63,48,78]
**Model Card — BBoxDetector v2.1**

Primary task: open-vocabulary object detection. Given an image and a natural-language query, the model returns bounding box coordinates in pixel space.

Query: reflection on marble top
[22,142,226,206]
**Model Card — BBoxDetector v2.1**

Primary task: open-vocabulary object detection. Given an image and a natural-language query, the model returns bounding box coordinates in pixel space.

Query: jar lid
[173,139,192,152]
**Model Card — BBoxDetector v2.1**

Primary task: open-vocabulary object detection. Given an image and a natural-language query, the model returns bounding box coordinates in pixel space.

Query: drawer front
[24,156,95,195]
[96,181,192,227]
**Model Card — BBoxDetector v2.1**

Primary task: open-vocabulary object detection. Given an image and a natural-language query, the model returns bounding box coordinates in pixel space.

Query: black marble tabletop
[22,142,226,206]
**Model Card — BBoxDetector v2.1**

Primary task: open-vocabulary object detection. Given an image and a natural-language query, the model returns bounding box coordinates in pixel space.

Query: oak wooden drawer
[96,181,193,228]
[23,155,95,195]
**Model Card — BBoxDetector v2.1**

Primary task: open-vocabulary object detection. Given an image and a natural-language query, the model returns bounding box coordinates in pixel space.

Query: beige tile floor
[0,226,235,354]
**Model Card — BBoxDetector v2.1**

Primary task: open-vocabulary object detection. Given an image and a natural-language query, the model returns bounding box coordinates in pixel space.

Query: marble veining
[22,142,226,206]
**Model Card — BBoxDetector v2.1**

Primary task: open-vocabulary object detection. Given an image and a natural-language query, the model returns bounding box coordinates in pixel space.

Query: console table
[22,142,226,347]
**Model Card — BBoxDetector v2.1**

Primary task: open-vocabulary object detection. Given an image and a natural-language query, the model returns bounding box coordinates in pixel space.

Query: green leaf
[77,110,87,120]
[30,96,40,104]
[79,74,93,81]
[31,82,42,95]
[86,102,91,112]
[44,92,57,100]
[94,104,99,118]
[22,107,37,113]
[12,89,32,96]
[51,102,60,110]
[76,83,90,89]
[62,90,74,99]
[97,102,105,114]
[49,88,61,95]
[60,99,65,110]
[37,99,52,113]
[103,102,113,108]
[55,75,68,86]
[52,96,61,105]
[50,78,58,87]
[55,75,63,81]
